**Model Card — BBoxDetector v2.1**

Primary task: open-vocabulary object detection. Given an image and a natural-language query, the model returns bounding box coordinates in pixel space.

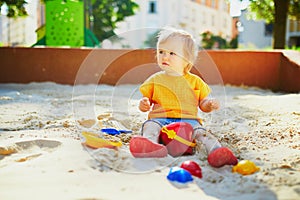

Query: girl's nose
[162,52,169,60]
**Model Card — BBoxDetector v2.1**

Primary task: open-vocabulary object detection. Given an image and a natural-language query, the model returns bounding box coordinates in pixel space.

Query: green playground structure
[33,0,100,47]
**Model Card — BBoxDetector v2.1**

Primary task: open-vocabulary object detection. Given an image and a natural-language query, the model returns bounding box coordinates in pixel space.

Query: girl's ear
[184,63,193,73]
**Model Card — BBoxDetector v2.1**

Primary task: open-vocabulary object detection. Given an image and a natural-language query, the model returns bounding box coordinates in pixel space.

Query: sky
[230,0,250,17]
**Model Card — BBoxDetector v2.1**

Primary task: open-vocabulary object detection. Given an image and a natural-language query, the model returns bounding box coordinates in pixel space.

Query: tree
[89,0,139,42]
[246,0,300,49]
[0,0,27,17]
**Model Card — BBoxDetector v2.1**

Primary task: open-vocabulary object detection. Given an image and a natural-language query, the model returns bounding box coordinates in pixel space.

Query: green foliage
[286,45,300,51]
[247,0,275,23]
[246,0,300,23]
[0,0,28,17]
[200,31,238,49]
[229,36,238,48]
[289,0,300,20]
[91,0,139,42]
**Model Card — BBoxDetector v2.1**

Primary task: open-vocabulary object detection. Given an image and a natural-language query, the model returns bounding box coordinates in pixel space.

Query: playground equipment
[232,160,260,175]
[34,0,100,47]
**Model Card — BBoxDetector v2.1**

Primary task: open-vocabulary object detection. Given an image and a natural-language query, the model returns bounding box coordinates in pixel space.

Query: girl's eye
[170,52,176,56]
[159,50,163,54]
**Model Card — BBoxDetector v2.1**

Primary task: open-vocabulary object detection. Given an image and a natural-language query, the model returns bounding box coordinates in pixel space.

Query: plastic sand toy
[167,167,193,184]
[159,122,196,157]
[101,128,132,135]
[82,131,122,149]
[232,160,260,175]
[180,160,202,178]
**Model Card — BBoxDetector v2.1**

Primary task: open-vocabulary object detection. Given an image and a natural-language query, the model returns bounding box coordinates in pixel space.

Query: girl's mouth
[162,62,169,66]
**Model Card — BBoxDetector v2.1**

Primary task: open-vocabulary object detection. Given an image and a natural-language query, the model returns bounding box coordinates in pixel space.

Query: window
[202,13,206,25]
[211,0,216,8]
[149,1,157,14]
[223,19,227,29]
[192,9,196,22]
[265,23,273,36]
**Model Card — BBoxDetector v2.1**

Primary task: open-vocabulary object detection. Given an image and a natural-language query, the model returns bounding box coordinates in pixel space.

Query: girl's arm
[139,97,152,112]
[199,97,220,113]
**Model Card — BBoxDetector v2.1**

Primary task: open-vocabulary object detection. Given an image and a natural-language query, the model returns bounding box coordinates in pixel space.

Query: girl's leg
[193,127,222,154]
[193,127,237,168]
[141,120,163,142]
[129,119,167,158]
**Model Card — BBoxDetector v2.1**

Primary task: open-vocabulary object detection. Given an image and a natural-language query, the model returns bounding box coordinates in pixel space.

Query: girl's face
[157,37,189,76]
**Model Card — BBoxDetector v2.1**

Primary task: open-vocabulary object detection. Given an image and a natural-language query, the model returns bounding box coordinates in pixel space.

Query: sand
[0,82,299,200]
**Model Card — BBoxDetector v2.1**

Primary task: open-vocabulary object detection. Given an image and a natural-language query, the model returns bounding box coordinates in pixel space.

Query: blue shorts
[147,118,202,129]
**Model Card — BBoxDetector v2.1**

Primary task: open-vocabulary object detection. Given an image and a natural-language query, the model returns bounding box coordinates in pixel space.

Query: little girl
[130,27,237,168]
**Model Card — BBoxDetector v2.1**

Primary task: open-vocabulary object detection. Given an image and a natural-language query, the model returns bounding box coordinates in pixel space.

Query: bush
[200,31,238,49]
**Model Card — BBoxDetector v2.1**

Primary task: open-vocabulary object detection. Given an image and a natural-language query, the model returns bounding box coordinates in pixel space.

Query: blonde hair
[156,27,198,73]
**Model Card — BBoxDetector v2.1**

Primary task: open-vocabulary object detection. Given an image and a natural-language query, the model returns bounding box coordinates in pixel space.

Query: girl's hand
[200,98,220,113]
[139,97,151,112]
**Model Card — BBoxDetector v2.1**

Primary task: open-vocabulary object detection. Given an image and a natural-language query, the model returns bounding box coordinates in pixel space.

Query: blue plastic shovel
[101,128,132,135]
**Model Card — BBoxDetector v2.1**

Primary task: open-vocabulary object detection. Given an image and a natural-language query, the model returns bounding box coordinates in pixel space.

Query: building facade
[287,19,300,47]
[111,0,233,48]
[237,9,300,49]
[237,10,272,49]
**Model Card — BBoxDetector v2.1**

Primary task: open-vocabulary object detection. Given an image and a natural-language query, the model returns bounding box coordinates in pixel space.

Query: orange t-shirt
[139,71,211,120]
